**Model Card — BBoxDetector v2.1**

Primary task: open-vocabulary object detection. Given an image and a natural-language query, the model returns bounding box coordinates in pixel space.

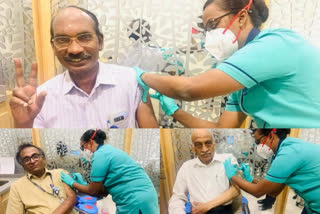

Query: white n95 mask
[80,149,93,163]
[205,28,238,61]
[256,144,274,159]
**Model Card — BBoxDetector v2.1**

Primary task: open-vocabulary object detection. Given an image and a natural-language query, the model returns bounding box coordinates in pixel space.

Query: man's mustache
[64,54,91,61]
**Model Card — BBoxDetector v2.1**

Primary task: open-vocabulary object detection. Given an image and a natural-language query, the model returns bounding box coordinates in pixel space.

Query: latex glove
[79,157,87,164]
[150,92,179,116]
[71,173,88,186]
[134,67,149,103]
[223,157,238,181]
[239,163,253,182]
[60,171,75,187]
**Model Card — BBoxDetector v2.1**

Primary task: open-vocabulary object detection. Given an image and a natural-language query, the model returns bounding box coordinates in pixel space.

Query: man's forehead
[20,147,38,157]
[52,7,95,30]
[191,129,213,141]
[55,7,91,20]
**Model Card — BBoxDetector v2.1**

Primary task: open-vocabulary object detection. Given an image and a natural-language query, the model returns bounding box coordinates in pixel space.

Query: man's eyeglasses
[194,141,213,149]
[21,153,41,165]
[51,33,96,49]
[204,11,238,32]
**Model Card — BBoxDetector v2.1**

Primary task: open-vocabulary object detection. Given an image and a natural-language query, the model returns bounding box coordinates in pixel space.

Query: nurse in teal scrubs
[223,129,320,214]
[135,0,320,128]
[60,129,159,214]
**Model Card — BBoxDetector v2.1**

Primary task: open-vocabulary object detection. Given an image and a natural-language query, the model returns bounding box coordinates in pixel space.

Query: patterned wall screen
[0,129,32,174]
[265,0,320,49]
[130,129,160,194]
[0,129,32,158]
[300,129,320,145]
[0,0,35,90]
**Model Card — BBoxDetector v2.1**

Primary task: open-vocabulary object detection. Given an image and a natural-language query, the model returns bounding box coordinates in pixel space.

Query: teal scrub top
[264,137,320,214]
[217,28,320,128]
[90,144,159,214]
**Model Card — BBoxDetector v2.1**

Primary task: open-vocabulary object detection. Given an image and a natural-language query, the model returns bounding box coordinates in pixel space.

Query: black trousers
[264,195,276,205]
[206,204,233,214]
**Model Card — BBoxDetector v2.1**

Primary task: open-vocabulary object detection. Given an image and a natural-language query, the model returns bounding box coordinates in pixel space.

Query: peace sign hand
[9,59,47,127]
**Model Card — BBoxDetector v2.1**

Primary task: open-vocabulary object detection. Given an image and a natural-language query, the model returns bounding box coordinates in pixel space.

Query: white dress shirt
[168,153,237,214]
[34,62,142,128]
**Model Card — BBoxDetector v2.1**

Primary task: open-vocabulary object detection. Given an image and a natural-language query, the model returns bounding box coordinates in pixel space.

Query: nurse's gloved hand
[223,158,238,181]
[239,163,253,182]
[134,67,149,103]
[150,92,179,116]
[71,173,88,186]
[60,171,75,187]
[79,157,87,164]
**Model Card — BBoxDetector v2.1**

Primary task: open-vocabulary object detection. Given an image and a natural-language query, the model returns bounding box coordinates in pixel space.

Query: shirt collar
[274,138,285,156]
[96,143,103,151]
[194,153,218,167]
[27,168,52,180]
[244,27,260,45]
[63,61,117,95]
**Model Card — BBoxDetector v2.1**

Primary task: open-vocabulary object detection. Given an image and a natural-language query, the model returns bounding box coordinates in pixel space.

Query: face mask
[256,144,274,159]
[205,28,239,61]
[204,0,253,61]
[80,149,93,163]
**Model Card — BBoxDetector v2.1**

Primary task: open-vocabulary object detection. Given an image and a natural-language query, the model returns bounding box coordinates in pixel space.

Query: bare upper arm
[217,111,247,128]
[62,182,76,200]
[136,94,159,128]
[185,69,244,101]
[230,182,241,195]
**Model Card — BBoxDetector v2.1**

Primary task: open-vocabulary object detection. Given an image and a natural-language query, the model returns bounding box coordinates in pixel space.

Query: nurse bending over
[224,129,320,214]
[136,0,320,128]
[60,129,159,214]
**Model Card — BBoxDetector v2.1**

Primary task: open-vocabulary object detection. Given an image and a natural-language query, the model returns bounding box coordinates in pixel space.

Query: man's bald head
[191,129,216,165]
[191,129,213,142]
[50,6,103,40]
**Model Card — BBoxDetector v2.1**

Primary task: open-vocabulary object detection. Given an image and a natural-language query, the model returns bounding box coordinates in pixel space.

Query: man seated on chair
[168,129,240,214]
[6,144,77,214]
[9,6,158,128]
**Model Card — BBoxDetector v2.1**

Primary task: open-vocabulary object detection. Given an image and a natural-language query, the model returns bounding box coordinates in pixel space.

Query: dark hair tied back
[255,129,291,139]
[81,129,107,145]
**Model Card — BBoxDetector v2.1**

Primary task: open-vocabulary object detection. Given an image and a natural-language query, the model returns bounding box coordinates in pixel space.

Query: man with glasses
[9,6,158,128]
[6,144,77,214]
[168,129,240,214]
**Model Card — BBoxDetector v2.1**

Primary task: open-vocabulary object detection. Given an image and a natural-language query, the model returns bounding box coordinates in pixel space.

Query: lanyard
[27,173,60,198]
